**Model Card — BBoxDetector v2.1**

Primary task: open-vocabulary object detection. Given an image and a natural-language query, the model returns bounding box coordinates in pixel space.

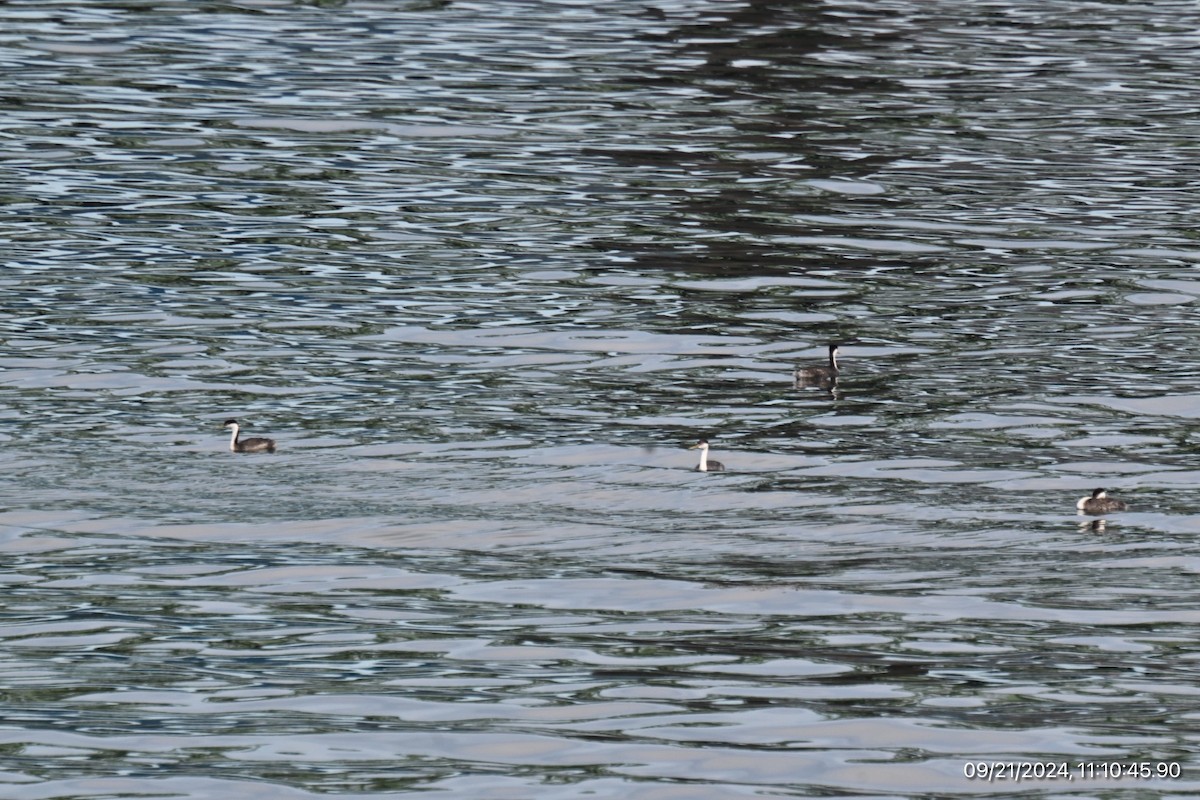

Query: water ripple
[3,0,1199,796]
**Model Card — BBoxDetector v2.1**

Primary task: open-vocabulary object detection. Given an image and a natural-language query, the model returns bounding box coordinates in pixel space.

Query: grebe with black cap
[1076,488,1126,515]
[688,438,725,472]
[223,419,276,453]
[794,342,841,385]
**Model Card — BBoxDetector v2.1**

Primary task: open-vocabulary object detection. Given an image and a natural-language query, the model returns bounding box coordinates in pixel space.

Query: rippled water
[3,1,1199,797]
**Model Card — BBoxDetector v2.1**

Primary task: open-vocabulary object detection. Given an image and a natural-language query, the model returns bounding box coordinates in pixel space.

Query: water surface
[2,1,1198,797]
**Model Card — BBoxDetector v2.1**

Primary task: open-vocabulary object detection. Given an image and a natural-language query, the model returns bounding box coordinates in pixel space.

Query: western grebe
[1076,488,1126,515]
[223,419,276,454]
[794,342,840,385]
[688,438,725,472]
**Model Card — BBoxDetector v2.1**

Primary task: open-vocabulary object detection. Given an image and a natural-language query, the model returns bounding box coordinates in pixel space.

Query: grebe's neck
[228,423,240,451]
[697,444,709,472]
[830,349,839,371]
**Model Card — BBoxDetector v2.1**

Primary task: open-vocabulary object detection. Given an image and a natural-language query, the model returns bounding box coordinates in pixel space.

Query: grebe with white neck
[794,342,841,386]
[223,419,276,453]
[1076,488,1126,515]
[688,438,725,472]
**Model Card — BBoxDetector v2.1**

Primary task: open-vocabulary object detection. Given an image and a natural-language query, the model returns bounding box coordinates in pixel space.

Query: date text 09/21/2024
[963,761,1183,782]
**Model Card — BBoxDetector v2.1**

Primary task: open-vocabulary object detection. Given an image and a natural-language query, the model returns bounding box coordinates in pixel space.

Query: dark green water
[1,1,1198,797]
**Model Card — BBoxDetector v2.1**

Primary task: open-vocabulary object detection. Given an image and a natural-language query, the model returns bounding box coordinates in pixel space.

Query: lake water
[1,1,1198,797]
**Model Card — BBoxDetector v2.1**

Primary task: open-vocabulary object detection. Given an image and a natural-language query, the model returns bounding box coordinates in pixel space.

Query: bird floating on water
[794,342,841,386]
[223,419,277,454]
[1076,488,1126,515]
[688,438,725,472]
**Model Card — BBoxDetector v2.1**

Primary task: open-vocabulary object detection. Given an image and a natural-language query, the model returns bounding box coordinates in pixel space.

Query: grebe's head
[1092,488,1108,499]
[222,419,239,429]
[828,342,841,355]
[688,438,710,450]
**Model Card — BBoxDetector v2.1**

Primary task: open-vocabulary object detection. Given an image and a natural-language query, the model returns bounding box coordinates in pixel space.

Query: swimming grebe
[688,438,725,472]
[223,419,276,453]
[794,342,841,385]
[1076,488,1126,515]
